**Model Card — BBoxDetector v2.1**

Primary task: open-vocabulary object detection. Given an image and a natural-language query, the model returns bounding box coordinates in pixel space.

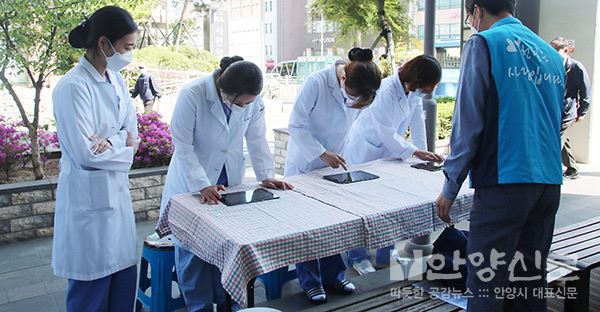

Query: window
[417,23,461,40]
[419,0,460,11]
[265,23,273,34]
[265,1,273,12]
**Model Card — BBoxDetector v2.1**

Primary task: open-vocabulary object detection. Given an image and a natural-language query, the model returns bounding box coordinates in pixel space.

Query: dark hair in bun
[218,56,244,75]
[217,59,263,97]
[68,6,137,51]
[343,47,381,108]
[348,47,374,62]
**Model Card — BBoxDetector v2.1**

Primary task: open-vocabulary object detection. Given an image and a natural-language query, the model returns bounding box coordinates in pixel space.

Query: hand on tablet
[413,150,445,163]
[261,178,294,190]
[320,151,348,170]
[199,185,225,205]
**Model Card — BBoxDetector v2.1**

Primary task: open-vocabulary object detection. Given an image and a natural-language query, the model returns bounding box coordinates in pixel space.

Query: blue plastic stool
[136,238,186,312]
[257,267,297,300]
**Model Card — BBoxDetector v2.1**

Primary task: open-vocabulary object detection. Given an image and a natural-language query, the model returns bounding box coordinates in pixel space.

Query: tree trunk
[29,128,44,180]
[355,32,363,47]
[203,9,210,51]
[174,0,190,51]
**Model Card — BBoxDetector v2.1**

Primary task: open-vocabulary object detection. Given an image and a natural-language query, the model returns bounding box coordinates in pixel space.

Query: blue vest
[475,17,565,186]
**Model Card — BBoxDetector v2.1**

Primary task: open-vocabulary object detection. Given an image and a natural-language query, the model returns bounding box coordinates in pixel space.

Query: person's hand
[436,193,455,224]
[89,135,112,155]
[413,150,445,163]
[320,151,348,170]
[199,185,226,205]
[127,131,141,154]
[261,178,294,190]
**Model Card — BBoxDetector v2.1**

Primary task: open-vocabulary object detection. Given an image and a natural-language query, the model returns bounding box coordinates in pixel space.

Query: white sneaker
[352,259,376,275]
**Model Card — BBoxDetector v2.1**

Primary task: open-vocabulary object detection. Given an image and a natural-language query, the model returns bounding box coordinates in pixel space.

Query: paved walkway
[0,164,598,311]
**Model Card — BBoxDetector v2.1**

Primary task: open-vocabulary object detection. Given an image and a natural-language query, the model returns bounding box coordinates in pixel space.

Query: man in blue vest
[435,0,565,311]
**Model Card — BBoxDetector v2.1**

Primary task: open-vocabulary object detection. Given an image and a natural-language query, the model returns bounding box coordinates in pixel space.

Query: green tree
[0,0,155,180]
[311,0,411,47]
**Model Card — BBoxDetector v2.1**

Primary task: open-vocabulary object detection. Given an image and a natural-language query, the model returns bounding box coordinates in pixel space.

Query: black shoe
[305,287,327,305]
[324,279,356,295]
[564,169,580,180]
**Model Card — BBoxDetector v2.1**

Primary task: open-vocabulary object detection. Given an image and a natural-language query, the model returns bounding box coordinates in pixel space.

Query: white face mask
[221,92,247,112]
[413,89,427,99]
[468,7,481,34]
[102,40,133,71]
[340,83,360,108]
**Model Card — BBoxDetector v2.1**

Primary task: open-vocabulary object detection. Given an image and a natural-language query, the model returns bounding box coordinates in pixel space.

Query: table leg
[247,277,257,308]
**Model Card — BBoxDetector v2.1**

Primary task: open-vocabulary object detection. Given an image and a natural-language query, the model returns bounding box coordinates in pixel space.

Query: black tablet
[411,162,443,172]
[218,189,280,206]
[323,170,380,184]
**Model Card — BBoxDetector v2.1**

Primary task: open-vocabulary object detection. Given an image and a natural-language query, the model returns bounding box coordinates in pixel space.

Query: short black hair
[68,6,138,50]
[550,37,570,50]
[217,57,263,96]
[465,0,517,15]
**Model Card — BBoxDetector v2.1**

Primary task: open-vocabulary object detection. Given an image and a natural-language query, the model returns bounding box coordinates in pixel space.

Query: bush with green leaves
[436,97,455,140]
[133,45,219,72]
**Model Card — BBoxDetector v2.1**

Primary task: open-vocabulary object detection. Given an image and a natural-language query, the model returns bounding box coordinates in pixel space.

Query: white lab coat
[284,63,360,176]
[52,56,138,281]
[160,74,274,213]
[344,73,427,165]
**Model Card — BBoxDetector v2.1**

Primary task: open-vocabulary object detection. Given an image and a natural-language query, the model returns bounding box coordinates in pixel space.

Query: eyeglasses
[464,13,471,28]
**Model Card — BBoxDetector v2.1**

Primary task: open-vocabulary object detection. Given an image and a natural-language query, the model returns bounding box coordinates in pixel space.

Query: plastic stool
[136,234,186,312]
[257,267,297,300]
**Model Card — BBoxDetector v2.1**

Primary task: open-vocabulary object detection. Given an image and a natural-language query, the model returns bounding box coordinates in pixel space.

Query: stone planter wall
[273,128,289,176]
[0,167,168,244]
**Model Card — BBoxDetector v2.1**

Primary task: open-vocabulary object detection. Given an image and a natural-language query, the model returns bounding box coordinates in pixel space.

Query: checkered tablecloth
[156,185,366,306]
[287,159,474,249]
[156,159,474,306]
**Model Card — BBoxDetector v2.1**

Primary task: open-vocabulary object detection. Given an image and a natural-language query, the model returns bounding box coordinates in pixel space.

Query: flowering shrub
[134,112,173,168]
[36,126,60,163]
[0,116,29,178]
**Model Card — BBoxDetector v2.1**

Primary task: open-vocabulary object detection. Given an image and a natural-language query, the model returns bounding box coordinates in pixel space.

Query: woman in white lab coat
[285,48,382,304]
[52,6,140,311]
[344,55,445,275]
[161,56,292,311]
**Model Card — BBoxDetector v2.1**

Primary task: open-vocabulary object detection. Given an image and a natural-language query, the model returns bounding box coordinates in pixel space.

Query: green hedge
[436,97,455,140]
[133,45,219,72]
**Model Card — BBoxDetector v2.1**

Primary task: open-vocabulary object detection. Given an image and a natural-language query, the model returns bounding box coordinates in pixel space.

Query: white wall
[539,0,599,164]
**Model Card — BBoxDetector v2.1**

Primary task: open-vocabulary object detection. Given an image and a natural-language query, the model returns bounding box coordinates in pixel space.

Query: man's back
[472,17,565,187]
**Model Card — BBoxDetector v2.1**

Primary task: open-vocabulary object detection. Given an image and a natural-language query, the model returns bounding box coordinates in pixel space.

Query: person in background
[344,54,444,275]
[436,0,565,310]
[131,65,162,114]
[160,56,292,312]
[285,48,382,304]
[550,36,592,180]
[52,6,140,311]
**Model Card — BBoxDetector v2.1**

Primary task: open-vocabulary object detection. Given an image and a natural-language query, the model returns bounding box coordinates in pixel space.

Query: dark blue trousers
[296,254,347,290]
[466,184,560,312]
[66,265,137,312]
